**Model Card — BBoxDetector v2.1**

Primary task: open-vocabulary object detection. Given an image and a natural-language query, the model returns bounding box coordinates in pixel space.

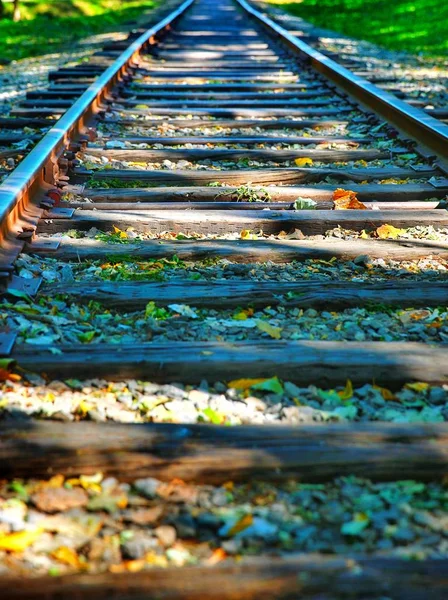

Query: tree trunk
[12,0,20,22]
[0,1,4,19]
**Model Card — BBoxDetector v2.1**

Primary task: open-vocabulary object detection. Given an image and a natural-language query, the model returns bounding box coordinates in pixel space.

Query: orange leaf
[206,548,227,565]
[228,514,253,536]
[52,546,82,569]
[333,188,367,210]
[227,378,268,390]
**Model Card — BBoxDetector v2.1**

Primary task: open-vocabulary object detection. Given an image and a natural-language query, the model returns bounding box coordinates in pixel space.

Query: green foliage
[266,0,448,55]
[0,0,159,62]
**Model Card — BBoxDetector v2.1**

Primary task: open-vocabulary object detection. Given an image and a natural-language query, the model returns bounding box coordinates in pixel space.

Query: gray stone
[121,532,158,559]
[134,477,161,498]
[428,387,447,405]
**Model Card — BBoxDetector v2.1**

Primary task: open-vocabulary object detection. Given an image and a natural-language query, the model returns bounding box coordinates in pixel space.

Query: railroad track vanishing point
[0,0,448,597]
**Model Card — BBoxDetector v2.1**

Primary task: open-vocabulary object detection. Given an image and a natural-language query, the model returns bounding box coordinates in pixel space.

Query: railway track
[255,1,448,123]
[0,0,448,597]
[0,0,182,185]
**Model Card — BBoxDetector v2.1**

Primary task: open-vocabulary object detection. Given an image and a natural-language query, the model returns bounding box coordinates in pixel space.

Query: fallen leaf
[341,513,370,536]
[66,473,103,494]
[294,157,313,167]
[373,385,396,401]
[293,197,317,210]
[227,514,253,537]
[157,479,199,504]
[240,229,252,240]
[0,358,20,382]
[112,226,128,239]
[405,382,430,392]
[87,490,128,513]
[409,310,431,321]
[337,379,353,401]
[76,400,93,417]
[202,407,227,424]
[51,546,83,569]
[252,377,284,394]
[206,548,227,565]
[123,506,164,526]
[333,188,367,210]
[109,559,146,573]
[376,224,406,239]
[31,487,88,513]
[168,304,198,319]
[0,528,42,552]
[227,378,268,390]
[256,319,282,339]
[78,331,96,343]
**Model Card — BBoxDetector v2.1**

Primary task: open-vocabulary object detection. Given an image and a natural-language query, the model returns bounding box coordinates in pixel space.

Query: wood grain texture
[81,183,448,202]
[85,146,389,162]
[30,237,448,262]
[43,280,448,310]
[76,166,437,185]
[37,209,448,236]
[1,421,448,482]
[11,341,448,385]
[4,555,448,599]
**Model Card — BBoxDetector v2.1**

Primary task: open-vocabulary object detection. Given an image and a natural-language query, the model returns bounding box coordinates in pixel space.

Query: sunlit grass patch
[0,0,159,62]
[264,0,448,56]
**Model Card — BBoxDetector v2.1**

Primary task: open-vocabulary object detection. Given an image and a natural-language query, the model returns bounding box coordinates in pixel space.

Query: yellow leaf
[52,546,82,568]
[227,378,268,390]
[338,379,353,401]
[0,528,42,552]
[295,157,313,167]
[145,551,168,567]
[233,311,248,321]
[405,382,430,392]
[256,319,282,339]
[76,400,93,417]
[112,225,127,239]
[333,188,367,210]
[109,559,146,573]
[376,224,406,239]
[240,229,252,240]
[228,514,253,537]
[373,385,396,401]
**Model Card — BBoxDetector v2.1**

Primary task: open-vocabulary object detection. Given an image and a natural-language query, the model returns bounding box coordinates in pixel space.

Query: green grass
[0,0,159,62]
[265,0,448,56]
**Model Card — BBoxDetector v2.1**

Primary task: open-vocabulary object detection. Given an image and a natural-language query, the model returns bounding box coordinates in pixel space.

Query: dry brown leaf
[157,479,199,504]
[333,188,367,210]
[31,487,88,513]
[123,506,164,526]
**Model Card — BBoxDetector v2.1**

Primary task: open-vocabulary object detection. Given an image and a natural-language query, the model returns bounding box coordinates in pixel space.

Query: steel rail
[236,0,448,160]
[0,0,194,272]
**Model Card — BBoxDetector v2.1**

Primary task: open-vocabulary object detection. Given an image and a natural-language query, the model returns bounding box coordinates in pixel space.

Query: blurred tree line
[0,0,21,21]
